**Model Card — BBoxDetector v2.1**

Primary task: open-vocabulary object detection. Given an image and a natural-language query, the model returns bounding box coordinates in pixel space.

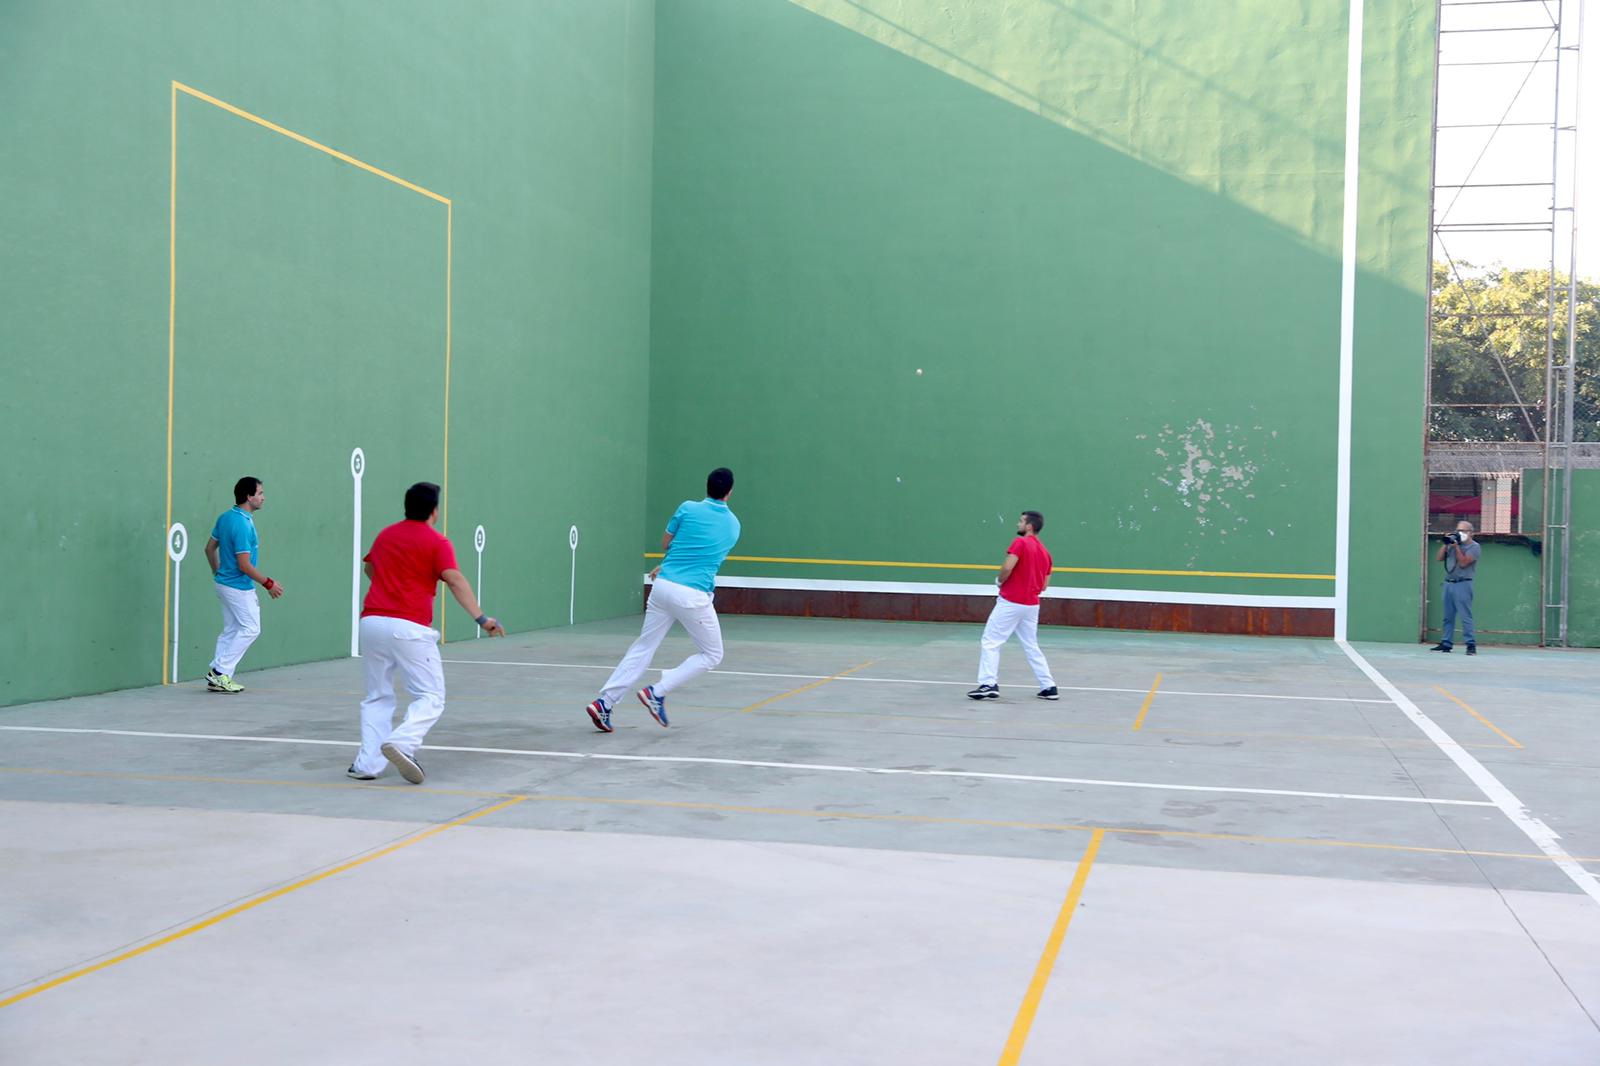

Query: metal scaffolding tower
[1427,0,1584,645]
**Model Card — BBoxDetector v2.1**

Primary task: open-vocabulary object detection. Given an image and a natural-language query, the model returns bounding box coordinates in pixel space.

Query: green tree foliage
[1430,263,1600,442]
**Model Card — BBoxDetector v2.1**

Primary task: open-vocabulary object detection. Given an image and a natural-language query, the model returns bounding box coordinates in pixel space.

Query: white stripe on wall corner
[1333,0,1364,642]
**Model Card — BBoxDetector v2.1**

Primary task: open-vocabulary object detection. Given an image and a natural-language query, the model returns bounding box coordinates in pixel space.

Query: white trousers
[977,597,1055,688]
[210,584,262,676]
[599,578,723,706]
[355,615,445,775]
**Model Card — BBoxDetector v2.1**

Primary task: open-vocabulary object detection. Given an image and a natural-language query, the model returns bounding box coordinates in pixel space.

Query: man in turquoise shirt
[202,476,284,692]
[587,468,740,732]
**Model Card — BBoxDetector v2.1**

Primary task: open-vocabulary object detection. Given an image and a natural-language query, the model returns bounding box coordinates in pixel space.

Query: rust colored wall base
[672,587,1334,638]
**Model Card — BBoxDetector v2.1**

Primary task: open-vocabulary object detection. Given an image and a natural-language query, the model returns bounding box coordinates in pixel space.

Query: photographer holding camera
[1430,520,1481,655]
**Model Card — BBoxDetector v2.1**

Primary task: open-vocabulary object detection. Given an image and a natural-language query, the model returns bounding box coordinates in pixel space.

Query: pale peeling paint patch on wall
[1140,419,1273,558]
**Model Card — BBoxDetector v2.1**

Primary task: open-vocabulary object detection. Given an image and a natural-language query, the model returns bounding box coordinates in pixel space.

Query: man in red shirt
[968,510,1058,701]
[349,482,505,784]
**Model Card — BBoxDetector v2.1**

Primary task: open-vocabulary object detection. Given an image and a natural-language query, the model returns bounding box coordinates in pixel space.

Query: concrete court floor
[2,615,1599,1065]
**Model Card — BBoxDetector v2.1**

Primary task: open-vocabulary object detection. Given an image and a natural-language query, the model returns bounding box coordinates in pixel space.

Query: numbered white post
[350,447,365,657]
[568,525,580,625]
[167,523,189,684]
[473,525,487,638]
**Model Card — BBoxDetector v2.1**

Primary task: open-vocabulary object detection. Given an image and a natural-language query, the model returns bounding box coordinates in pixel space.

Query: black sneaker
[1037,687,1060,700]
[380,742,425,784]
[966,684,1000,700]
[346,765,377,781]
[1430,643,1452,653]
[1466,644,1477,656]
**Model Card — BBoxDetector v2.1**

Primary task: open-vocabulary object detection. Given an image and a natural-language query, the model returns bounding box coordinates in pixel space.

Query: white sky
[1433,0,1594,277]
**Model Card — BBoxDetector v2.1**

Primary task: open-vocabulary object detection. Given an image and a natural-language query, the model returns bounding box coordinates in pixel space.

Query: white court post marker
[349,447,365,657]
[474,525,487,638]
[568,525,580,625]
[166,523,188,684]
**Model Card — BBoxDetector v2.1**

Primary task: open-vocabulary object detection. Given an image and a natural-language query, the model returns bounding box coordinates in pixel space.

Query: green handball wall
[647,0,1436,641]
[4,0,1448,707]
[2,0,655,705]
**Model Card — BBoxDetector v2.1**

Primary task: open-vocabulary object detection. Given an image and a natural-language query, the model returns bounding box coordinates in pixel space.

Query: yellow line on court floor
[153,684,1519,750]
[0,795,525,1010]
[525,792,1600,864]
[1434,685,1523,749]
[997,830,1104,1065]
[740,659,877,712]
[1131,673,1163,731]
[747,707,1516,749]
[5,768,1592,866]
[0,765,516,799]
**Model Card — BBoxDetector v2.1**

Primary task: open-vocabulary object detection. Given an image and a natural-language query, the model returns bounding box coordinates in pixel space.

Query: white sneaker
[380,742,424,784]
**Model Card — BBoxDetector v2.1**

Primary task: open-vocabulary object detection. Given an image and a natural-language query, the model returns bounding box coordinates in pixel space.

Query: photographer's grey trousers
[1440,579,1475,648]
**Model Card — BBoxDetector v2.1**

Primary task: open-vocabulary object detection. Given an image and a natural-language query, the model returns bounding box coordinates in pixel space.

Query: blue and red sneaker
[636,685,669,727]
[586,698,613,733]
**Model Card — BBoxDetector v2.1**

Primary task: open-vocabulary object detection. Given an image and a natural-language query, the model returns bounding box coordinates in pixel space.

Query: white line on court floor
[1338,642,1600,907]
[0,725,1493,807]
[439,659,1391,704]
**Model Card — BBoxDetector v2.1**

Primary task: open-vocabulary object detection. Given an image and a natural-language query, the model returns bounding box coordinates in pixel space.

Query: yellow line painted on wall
[1434,685,1523,749]
[172,83,450,203]
[642,553,1335,581]
[161,81,452,672]
[0,796,523,1010]
[443,202,453,532]
[1132,673,1163,731]
[997,830,1104,1066]
[741,660,878,712]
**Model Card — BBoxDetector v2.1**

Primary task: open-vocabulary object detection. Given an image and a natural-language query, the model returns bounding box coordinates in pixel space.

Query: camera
[1444,531,1462,544]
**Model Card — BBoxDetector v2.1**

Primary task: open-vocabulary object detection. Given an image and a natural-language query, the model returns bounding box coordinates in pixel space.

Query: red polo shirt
[361,520,459,627]
[999,535,1052,606]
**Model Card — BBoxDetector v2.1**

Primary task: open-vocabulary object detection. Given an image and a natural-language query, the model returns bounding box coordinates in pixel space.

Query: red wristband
[263,578,276,591]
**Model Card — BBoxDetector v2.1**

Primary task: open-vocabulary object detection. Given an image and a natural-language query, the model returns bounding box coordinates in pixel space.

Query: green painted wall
[647,0,1435,640]
[3,0,1459,707]
[2,0,655,705]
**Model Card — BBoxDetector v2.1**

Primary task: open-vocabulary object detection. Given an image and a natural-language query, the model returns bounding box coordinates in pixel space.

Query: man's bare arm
[997,553,1019,585]
[441,568,505,636]
[234,553,284,599]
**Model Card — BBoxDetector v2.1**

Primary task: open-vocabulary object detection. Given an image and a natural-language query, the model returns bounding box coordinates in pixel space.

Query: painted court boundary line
[162,80,454,682]
[4,766,1595,867]
[0,726,1493,807]
[440,659,1392,704]
[693,575,1333,610]
[0,795,524,1009]
[1338,642,1600,906]
[998,830,1103,1066]
[645,552,1335,581]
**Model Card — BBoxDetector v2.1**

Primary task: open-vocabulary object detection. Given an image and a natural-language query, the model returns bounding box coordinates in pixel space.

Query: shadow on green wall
[649,0,1427,639]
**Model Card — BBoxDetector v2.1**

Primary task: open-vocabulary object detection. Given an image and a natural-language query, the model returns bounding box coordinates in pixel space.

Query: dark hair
[233,477,262,505]
[707,467,734,500]
[1021,510,1044,533]
[404,482,441,521]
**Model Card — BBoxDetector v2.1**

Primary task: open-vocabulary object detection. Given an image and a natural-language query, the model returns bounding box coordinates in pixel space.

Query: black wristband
[475,614,489,627]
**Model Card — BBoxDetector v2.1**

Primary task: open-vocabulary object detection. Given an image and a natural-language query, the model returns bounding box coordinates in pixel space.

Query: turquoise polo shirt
[657,498,740,593]
[211,507,258,590]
